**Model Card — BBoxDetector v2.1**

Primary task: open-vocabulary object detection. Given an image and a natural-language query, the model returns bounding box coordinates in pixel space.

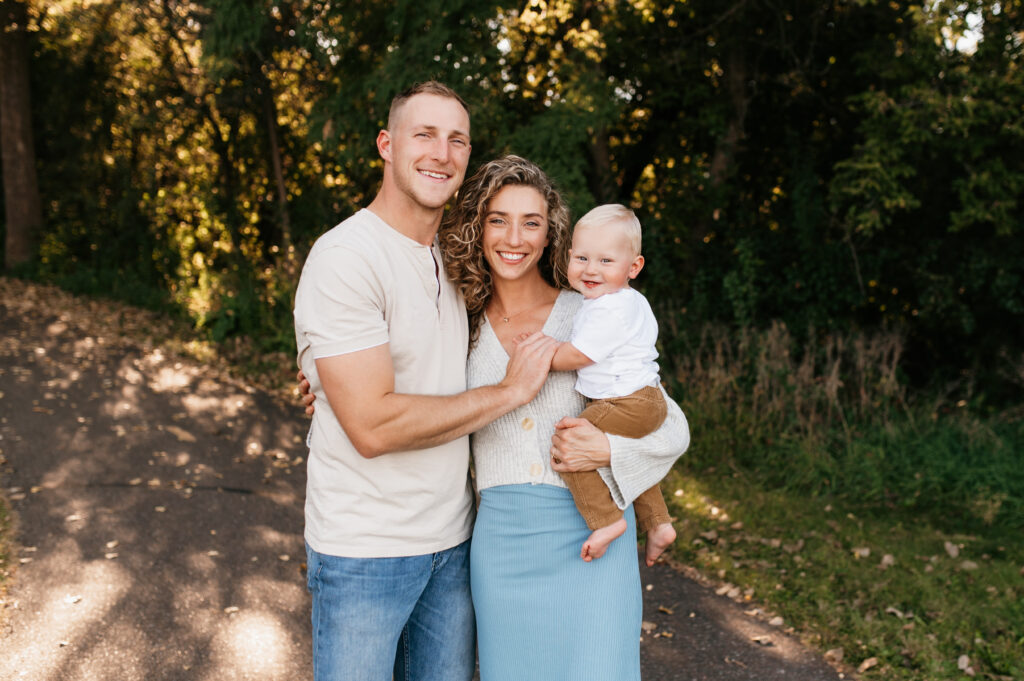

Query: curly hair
[439,155,571,344]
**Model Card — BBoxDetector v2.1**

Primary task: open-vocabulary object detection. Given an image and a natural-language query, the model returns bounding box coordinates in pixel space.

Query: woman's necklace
[493,299,546,323]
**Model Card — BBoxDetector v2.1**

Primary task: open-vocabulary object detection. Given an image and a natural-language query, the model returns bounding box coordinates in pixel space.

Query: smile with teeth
[419,169,449,180]
[498,252,526,262]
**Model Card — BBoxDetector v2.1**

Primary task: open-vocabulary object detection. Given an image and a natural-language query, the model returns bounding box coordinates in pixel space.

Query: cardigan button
[521,417,535,430]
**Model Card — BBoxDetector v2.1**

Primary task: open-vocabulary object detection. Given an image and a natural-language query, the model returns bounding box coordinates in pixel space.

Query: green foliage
[9,0,1023,402]
[671,322,1023,528]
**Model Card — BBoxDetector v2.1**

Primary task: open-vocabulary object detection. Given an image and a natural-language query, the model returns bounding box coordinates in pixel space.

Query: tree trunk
[258,69,293,256]
[708,46,749,188]
[0,0,42,270]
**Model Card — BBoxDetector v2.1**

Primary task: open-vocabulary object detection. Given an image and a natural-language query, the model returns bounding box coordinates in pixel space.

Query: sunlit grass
[663,469,1023,680]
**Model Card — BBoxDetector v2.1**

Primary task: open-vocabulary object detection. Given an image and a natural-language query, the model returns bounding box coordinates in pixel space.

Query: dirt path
[0,278,847,680]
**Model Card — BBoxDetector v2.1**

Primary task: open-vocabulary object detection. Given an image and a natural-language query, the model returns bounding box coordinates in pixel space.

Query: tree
[0,0,42,270]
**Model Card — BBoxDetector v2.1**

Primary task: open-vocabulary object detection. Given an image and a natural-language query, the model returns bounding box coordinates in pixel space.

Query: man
[293,82,559,681]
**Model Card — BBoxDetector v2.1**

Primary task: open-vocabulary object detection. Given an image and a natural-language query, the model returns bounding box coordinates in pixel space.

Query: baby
[550,204,676,565]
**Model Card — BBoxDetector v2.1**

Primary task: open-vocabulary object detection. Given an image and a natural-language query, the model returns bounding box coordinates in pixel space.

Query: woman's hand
[549,417,610,472]
[297,369,316,416]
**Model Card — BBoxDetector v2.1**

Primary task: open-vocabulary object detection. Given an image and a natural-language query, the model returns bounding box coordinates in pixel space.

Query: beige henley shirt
[294,209,473,558]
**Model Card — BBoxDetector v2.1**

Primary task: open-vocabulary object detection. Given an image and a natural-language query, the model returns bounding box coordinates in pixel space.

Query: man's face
[381,94,472,210]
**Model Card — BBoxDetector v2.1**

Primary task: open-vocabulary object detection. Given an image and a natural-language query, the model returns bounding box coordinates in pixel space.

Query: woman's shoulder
[554,289,583,315]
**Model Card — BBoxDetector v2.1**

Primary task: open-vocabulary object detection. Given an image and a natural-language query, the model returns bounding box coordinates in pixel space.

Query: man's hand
[499,332,559,407]
[550,417,611,472]
[296,369,316,416]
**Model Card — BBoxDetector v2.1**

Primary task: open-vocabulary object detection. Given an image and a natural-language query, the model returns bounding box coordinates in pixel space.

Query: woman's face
[481,184,550,283]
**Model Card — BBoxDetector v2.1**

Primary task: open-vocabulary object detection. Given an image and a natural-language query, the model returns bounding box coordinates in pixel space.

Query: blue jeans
[305,540,475,681]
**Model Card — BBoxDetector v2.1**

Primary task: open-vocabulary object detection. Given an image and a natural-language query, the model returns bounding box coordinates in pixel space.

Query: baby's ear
[629,255,645,279]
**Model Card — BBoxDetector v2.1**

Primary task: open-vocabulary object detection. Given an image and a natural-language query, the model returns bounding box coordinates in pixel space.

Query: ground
[0,277,848,680]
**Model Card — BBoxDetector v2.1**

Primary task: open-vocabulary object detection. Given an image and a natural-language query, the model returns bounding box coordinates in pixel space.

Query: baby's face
[567,222,644,300]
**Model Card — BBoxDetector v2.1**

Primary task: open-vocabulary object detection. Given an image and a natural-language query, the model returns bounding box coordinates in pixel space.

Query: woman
[439,155,689,681]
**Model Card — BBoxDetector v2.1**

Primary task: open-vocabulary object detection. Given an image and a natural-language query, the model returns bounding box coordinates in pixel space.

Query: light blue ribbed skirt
[470,484,642,681]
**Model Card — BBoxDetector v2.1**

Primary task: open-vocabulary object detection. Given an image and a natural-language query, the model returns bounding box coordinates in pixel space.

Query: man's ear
[376,129,392,162]
[628,255,645,279]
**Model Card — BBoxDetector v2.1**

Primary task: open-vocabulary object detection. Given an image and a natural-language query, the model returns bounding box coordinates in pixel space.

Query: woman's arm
[550,385,690,508]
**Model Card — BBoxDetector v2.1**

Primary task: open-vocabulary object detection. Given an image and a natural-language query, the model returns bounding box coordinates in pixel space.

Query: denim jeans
[305,539,475,681]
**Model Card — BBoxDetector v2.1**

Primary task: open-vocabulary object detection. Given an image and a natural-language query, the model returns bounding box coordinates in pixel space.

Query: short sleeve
[294,245,389,358]
[570,296,633,363]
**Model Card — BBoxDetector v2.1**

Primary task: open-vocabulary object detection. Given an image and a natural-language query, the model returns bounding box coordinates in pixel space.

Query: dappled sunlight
[237,575,308,615]
[0,554,131,680]
[203,611,294,680]
[186,550,221,575]
[711,599,817,665]
[181,392,249,418]
[247,526,299,554]
[150,365,198,393]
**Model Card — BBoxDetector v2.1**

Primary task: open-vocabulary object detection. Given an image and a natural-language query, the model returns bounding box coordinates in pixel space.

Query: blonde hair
[439,155,571,343]
[387,81,469,130]
[573,204,643,256]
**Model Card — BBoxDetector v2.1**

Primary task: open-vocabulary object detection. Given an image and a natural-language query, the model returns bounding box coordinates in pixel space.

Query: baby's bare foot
[644,522,677,566]
[581,518,628,562]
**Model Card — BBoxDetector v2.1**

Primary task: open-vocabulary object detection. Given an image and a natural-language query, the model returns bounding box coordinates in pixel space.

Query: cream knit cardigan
[468,290,690,508]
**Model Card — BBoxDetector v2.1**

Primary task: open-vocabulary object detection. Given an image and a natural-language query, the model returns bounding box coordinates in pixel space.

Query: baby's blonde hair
[573,204,642,256]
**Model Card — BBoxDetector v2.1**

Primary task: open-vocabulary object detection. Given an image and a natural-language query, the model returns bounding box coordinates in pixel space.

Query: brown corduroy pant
[560,385,671,533]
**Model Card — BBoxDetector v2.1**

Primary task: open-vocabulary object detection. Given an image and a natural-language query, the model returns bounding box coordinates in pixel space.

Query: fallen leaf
[658,605,674,615]
[857,656,879,673]
[852,547,871,559]
[824,648,844,663]
[751,635,773,646]
[641,620,657,633]
[223,606,239,615]
[944,541,960,558]
[879,554,895,569]
[165,425,196,442]
[768,616,784,627]
[885,606,905,618]
[154,506,166,513]
[783,539,804,554]
[64,595,82,604]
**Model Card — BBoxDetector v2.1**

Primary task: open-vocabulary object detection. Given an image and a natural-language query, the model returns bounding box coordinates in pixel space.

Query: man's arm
[316,332,559,458]
[550,342,594,372]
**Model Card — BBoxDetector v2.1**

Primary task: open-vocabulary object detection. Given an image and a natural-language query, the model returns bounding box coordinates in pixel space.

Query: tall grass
[662,322,1023,528]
